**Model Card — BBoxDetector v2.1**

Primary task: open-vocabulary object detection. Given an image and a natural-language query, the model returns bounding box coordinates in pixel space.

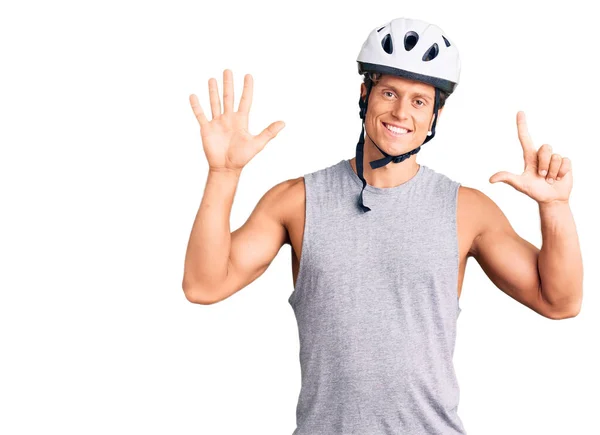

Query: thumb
[255,121,285,147]
[489,171,522,189]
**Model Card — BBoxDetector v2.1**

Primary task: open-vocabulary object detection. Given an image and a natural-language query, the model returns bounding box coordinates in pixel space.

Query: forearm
[537,200,583,311]
[182,168,242,293]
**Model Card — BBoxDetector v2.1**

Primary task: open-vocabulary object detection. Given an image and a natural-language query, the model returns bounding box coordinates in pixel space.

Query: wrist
[209,166,243,177]
[538,199,569,211]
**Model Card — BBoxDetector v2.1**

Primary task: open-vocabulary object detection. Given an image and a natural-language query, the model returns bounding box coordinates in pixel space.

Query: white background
[1,0,598,434]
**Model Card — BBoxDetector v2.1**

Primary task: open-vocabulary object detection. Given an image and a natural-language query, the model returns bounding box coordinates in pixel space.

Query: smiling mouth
[382,122,412,137]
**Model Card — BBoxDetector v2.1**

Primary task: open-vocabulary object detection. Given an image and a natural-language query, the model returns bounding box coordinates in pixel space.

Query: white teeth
[384,123,409,134]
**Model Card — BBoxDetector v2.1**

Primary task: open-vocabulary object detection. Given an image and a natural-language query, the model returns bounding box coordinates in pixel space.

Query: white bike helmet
[355,17,461,212]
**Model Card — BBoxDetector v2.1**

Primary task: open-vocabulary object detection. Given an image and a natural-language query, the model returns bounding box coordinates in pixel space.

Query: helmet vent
[377,26,386,33]
[442,35,451,47]
[422,43,439,61]
[404,31,419,51]
[381,34,393,54]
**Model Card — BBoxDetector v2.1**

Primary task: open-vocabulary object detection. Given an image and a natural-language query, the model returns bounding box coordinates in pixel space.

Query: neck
[350,136,420,188]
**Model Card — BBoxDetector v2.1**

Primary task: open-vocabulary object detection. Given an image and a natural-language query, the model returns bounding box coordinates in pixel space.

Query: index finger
[237,74,253,114]
[516,111,536,153]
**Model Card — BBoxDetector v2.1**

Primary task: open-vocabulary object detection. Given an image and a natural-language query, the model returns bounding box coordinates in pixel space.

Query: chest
[285,185,477,299]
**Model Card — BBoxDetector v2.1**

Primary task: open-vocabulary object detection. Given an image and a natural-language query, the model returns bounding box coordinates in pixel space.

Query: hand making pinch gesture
[489,111,573,204]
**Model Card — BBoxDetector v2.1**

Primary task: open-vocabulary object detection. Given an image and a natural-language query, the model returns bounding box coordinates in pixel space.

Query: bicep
[470,189,553,317]
[215,180,292,302]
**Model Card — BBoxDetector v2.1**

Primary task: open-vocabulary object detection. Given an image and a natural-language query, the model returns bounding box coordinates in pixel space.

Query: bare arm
[181,167,240,301]
[465,187,549,317]
[183,69,286,303]
[467,187,581,320]
[481,111,582,319]
[182,176,294,305]
[537,200,583,314]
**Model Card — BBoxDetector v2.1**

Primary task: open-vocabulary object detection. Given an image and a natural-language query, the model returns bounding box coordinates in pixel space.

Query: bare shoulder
[279,175,305,195]
[255,176,304,233]
[269,176,304,209]
[261,176,304,208]
[457,185,513,255]
[458,185,490,210]
[277,176,305,243]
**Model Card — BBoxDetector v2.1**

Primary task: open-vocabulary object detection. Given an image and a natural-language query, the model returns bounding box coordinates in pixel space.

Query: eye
[415,99,425,106]
[383,91,395,99]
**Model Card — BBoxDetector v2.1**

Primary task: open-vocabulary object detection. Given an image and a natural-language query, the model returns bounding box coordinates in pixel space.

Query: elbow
[546,300,582,320]
[182,283,220,305]
[539,282,583,320]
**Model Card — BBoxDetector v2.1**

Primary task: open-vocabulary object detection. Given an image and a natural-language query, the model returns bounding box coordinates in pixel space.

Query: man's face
[361,74,442,155]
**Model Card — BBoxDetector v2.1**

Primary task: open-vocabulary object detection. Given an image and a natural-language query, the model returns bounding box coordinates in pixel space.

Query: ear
[360,83,366,100]
[430,107,443,130]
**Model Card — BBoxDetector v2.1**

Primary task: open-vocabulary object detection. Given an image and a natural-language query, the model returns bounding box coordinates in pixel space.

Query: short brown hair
[363,72,449,109]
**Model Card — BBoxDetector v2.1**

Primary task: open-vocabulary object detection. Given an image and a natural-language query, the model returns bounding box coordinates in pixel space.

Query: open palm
[489,111,573,204]
[189,69,285,172]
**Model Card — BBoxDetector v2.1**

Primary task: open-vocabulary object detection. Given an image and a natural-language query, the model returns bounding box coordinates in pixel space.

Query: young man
[183,17,582,435]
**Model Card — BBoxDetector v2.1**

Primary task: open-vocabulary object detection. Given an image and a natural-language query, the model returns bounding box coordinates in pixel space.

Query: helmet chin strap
[355,81,440,212]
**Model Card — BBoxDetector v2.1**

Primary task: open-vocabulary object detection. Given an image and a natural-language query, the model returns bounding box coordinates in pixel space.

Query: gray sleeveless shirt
[288,158,466,434]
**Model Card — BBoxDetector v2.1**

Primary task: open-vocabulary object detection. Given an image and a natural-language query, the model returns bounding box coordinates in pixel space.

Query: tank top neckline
[342,158,425,195]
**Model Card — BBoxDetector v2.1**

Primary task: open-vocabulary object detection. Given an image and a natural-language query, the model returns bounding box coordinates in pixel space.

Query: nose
[391,97,411,120]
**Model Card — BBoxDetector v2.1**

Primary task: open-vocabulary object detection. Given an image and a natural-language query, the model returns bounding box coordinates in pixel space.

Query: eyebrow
[382,85,433,102]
